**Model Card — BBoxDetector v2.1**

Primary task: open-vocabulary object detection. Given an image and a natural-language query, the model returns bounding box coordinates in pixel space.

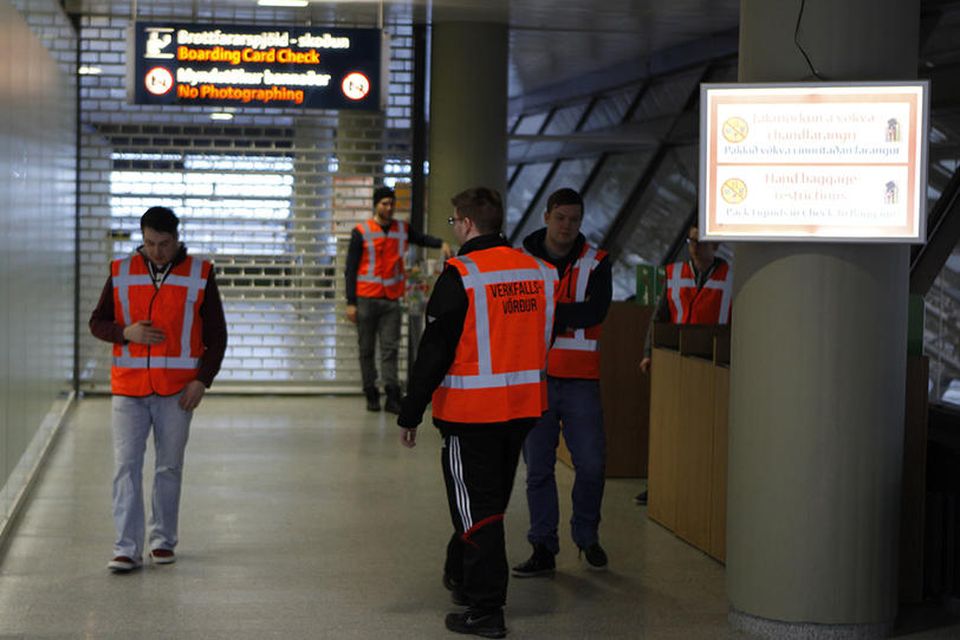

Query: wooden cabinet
[647,323,729,562]
[647,348,681,527]
[646,330,924,574]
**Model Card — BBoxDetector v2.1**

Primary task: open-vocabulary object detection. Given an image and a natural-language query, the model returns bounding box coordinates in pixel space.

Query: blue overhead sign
[129,21,385,110]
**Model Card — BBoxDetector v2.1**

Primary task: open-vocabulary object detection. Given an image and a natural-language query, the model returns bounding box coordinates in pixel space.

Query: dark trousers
[356,297,401,391]
[523,377,606,554]
[440,421,534,610]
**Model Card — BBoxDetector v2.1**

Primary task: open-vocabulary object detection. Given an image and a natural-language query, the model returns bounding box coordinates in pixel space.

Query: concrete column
[727,1,920,637]
[427,21,508,240]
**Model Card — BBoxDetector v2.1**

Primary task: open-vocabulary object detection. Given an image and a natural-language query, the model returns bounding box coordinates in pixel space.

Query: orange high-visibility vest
[356,218,408,300]
[432,247,558,424]
[547,244,607,379]
[111,253,210,396]
[665,259,732,325]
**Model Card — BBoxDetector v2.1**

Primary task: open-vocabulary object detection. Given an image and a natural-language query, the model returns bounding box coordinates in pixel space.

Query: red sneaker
[107,555,142,572]
[150,549,176,564]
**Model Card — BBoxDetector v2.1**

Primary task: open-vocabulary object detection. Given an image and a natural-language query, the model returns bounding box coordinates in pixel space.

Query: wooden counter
[647,323,729,562]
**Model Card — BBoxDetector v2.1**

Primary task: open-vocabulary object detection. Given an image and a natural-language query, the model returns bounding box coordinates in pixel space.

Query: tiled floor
[0,396,956,639]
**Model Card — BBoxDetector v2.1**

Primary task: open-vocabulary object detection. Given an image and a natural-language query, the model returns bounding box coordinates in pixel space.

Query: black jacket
[344,220,444,305]
[521,228,612,333]
[398,233,538,433]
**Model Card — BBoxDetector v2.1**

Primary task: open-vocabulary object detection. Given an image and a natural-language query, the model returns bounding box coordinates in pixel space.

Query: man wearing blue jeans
[90,206,226,572]
[514,188,613,576]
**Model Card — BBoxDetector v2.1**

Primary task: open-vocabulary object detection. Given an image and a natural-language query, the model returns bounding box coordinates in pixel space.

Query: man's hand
[346,304,358,324]
[123,320,165,345]
[179,380,206,411]
[400,427,418,448]
[440,242,454,259]
[639,357,651,375]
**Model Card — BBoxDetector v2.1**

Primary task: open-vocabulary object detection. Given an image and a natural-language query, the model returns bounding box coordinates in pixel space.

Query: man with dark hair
[90,206,227,572]
[513,187,614,576]
[398,186,557,638]
[345,186,452,414]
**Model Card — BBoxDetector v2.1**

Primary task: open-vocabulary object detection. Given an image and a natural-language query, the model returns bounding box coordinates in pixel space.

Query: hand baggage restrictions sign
[700,82,928,242]
[129,22,384,110]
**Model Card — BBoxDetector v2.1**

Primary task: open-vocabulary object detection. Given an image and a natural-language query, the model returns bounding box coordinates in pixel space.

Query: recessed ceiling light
[78,66,103,75]
[210,112,234,121]
[257,0,309,7]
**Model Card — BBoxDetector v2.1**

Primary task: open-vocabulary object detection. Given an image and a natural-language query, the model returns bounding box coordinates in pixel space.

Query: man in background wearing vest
[398,187,557,639]
[345,186,452,414]
[635,222,731,505]
[512,188,613,577]
[639,223,732,373]
[89,207,227,572]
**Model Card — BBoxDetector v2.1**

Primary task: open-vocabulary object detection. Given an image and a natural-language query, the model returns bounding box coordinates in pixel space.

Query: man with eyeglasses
[345,186,452,414]
[635,222,732,505]
[398,187,557,639]
[639,223,732,375]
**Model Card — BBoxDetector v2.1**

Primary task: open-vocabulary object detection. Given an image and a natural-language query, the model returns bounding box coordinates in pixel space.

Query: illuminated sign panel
[129,22,384,110]
[699,82,928,242]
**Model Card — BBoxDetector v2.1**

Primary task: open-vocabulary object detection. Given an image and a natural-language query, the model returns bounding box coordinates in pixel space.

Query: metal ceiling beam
[507,135,657,165]
[508,28,738,116]
[507,106,560,243]
[507,94,597,244]
[599,65,710,258]
[911,164,960,295]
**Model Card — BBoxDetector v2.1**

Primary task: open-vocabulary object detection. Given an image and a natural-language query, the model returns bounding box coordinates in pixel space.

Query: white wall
[0,0,77,530]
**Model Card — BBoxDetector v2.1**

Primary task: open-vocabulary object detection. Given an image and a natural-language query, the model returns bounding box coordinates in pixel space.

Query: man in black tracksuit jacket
[398,187,555,639]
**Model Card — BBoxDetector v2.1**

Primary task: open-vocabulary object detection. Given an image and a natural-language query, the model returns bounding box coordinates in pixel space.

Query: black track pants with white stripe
[440,421,534,610]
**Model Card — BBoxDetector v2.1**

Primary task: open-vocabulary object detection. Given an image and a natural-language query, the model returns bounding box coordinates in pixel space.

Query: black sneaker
[511,543,555,578]
[444,607,506,638]
[634,490,648,506]
[364,387,380,412]
[578,542,608,570]
[443,573,469,606]
[384,386,402,414]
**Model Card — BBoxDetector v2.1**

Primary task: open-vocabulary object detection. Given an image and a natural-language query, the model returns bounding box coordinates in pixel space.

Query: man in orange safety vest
[398,186,557,638]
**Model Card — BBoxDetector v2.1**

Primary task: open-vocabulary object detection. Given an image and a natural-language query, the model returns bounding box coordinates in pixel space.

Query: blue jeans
[111,393,193,559]
[522,377,606,554]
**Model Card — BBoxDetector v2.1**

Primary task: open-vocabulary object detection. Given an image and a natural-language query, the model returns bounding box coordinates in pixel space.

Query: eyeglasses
[447,216,464,225]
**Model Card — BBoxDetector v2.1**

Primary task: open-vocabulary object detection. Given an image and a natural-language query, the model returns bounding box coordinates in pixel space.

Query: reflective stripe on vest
[443,368,543,390]
[113,355,202,369]
[441,257,556,390]
[557,246,600,352]
[547,244,606,378]
[432,247,557,423]
[111,254,209,395]
[666,260,732,325]
[114,256,206,368]
[356,219,407,296]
